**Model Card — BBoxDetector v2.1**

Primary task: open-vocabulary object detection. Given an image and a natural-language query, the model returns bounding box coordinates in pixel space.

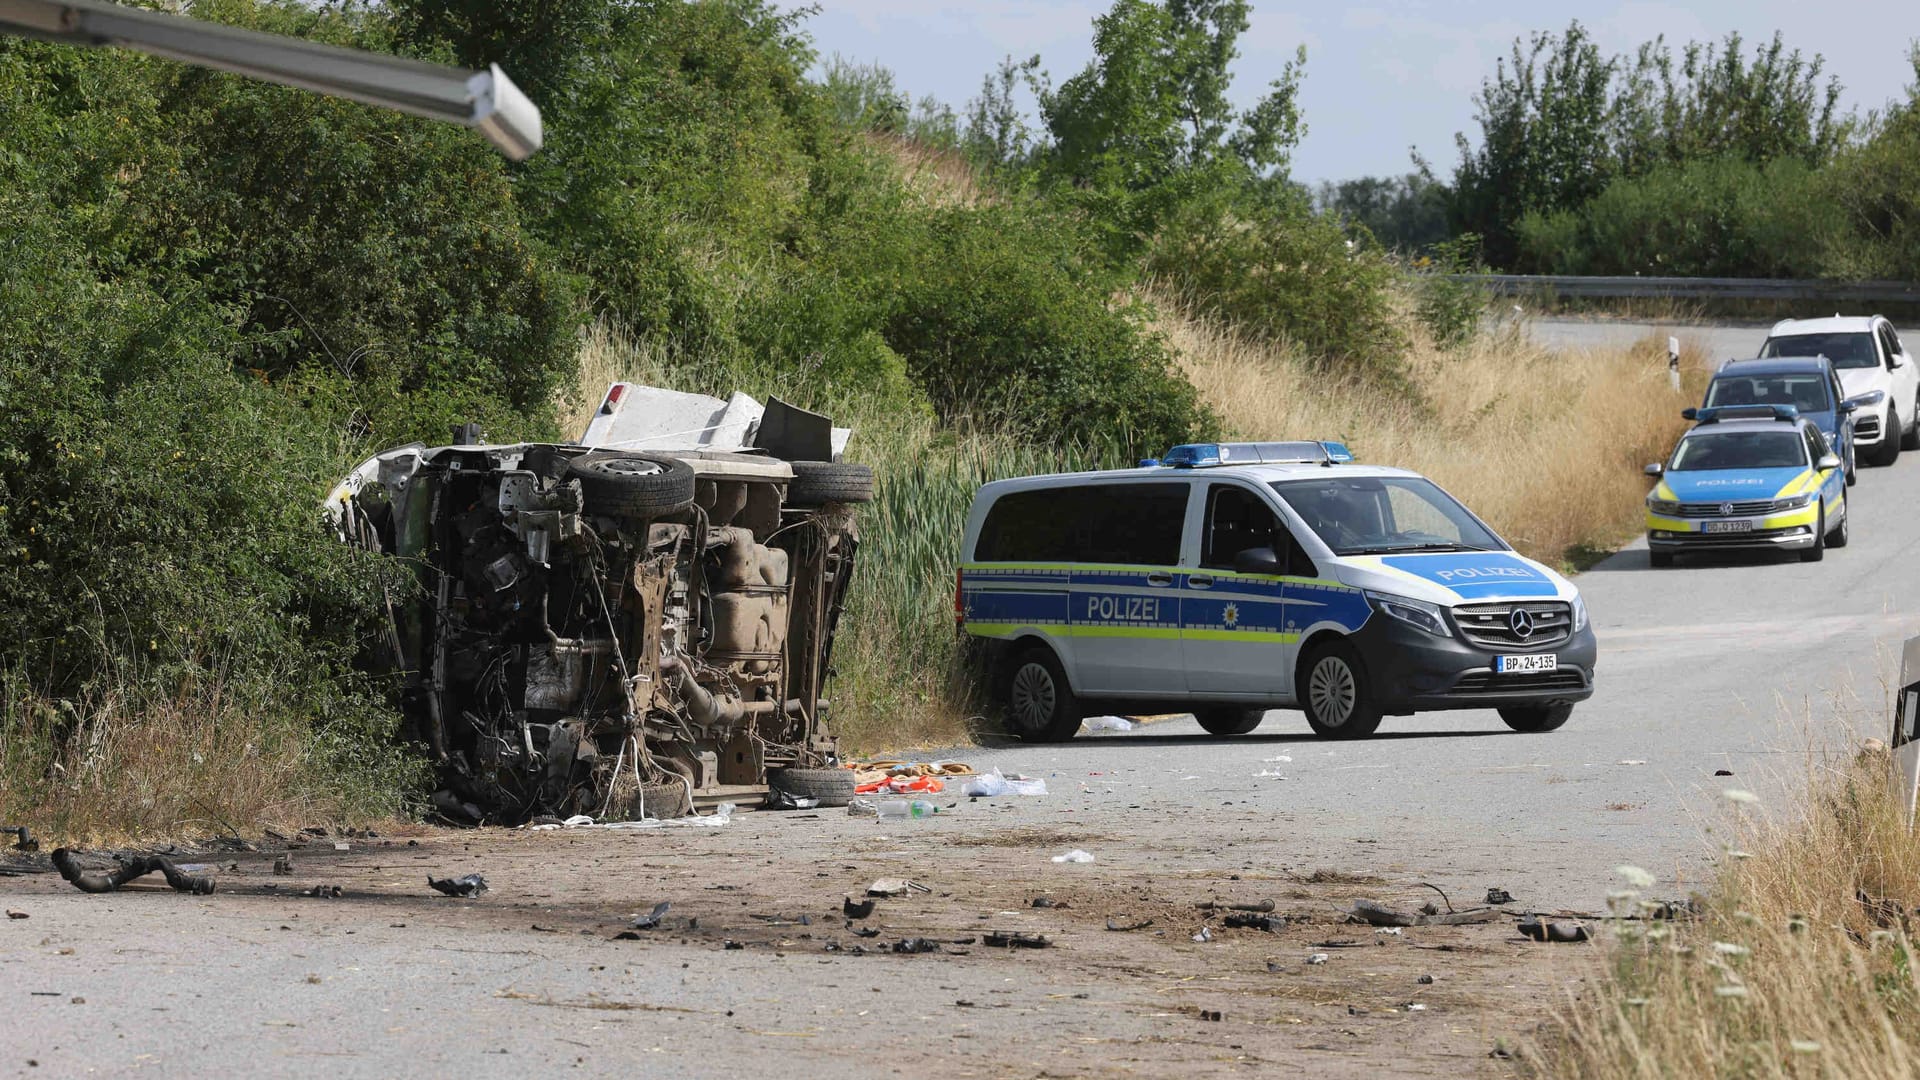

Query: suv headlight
[1647,497,1682,516]
[1365,591,1451,638]
[1770,493,1814,511]
[1572,594,1589,632]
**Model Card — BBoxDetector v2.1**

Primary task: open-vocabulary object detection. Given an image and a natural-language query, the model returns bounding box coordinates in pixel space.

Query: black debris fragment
[302,885,344,898]
[1486,888,1514,905]
[427,874,489,898]
[853,926,880,939]
[1198,899,1274,913]
[842,895,875,920]
[1105,917,1154,932]
[1030,897,1070,909]
[1223,912,1286,932]
[3,826,36,852]
[723,940,744,950]
[51,848,215,895]
[1518,917,1589,943]
[273,854,294,876]
[984,931,1052,949]
[1199,1009,1224,1022]
[892,938,942,954]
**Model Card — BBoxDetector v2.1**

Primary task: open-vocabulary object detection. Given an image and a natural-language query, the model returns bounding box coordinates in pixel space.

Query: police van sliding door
[1064,482,1192,696]
[1182,483,1298,700]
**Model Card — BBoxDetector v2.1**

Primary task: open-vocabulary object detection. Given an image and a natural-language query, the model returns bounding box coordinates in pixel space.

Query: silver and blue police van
[957,442,1596,742]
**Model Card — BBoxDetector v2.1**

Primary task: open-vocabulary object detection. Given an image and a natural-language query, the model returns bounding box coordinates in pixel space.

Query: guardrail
[1446,274,1920,304]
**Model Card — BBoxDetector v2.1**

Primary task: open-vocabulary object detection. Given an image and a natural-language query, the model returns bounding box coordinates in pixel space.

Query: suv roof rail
[1153,441,1355,469]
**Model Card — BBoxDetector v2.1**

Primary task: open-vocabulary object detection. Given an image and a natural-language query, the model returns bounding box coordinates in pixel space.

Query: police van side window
[1203,485,1315,576]
[974,484,1187,565]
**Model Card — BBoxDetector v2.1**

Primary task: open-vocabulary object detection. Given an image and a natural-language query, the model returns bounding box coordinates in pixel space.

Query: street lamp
[0,0,541,159]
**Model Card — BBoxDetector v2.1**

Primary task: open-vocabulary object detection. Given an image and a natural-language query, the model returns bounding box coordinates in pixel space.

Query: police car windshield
[1669,429,1808,471]
[1704,373,1831,413]
[1269,477,1503,557]
[1760,333,1876,370]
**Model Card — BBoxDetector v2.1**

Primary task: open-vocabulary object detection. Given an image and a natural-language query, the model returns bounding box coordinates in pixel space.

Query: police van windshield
[1270,477,1504,557]
[1670,429,1808,471]
[1704,372,1831,413]
[1760,333,1877,370]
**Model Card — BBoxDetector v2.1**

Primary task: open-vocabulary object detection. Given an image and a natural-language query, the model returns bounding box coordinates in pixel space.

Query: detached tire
[641,779,691,819]
[1299,639,1383,739]
[787,461,875,506]
[1001,645,1081,743]
[1194,708,1264,736]
[1499,704,1573,733]
[567,453,696,518]
[767,767,856,808]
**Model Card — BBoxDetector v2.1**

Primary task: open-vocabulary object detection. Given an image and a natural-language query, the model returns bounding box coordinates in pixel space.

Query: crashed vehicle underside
[328,389,872,823]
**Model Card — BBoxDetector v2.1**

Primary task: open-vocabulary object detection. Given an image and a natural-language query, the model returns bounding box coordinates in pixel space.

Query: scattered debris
[3,826,36,852]
[1518,917,1590,943]
[1198,899,1275,913]
[866,878,930,898]
[1082,716,1134,732]
[6,909,27,920]
[1618,759,1647,766]
[723,940,744,950]
[961,769,1048,797]
[1350,899,1499,927]
[853,927,880,939]
[51,848,215,895]
[1198,1009,1224,1022]
[1417,974,1435,984]
[302,885,344,898]
[428,874,490,898]
[845,799,879,817]
[1222,912,1286,932]
[1191,926,1213,942]
[983,931,1052,949]
[1485,887,1514,905]
[842,896,875,920]
[273,853,294,876]
[1105,917,1154,932]
[1050,849,1096,864]
[1714,769,1734,777]
[1030,897,1070,909]
[762,789,819,811]
[1375,926,1404,936]
[629,901,671,930]
[1307,953,1329,965]
[892,938,942,954]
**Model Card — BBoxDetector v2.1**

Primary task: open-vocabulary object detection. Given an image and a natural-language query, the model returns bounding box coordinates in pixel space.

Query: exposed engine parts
[330,430,868,825]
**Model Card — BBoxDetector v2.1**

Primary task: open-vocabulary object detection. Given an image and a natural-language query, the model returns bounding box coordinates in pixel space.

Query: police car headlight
[1647,498,1682,516]
[1364,591,1451,638]
[1770,494,1814,511]
[1571,594,1588,632]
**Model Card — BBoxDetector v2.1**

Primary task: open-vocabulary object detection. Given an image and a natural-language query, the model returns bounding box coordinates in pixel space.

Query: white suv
[1760,316,1918,466]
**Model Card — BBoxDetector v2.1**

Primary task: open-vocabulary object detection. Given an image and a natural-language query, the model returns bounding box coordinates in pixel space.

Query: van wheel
[767,766,855,808]
[787,461,875,506]
[1499,704,1572,733]
[1299,640,1382,739]
[567,452,696,518]
[1194,708,1264,736]
[1799,507,1826,562]
[1001,646,1081,743]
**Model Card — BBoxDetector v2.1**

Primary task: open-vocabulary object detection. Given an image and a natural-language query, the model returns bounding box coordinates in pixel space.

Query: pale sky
[787,1,1917,184]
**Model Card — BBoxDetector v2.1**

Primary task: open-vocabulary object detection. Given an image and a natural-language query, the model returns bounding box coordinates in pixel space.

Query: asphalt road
[1526,314,1768,363]
[6,318,1918,1077]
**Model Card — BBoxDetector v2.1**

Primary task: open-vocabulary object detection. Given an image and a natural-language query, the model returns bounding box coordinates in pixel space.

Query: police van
[957,442,1595,741]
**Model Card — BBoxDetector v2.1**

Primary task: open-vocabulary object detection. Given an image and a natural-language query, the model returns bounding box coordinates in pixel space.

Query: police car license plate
[1495,654,1558,674]
[1701,520,1753,534]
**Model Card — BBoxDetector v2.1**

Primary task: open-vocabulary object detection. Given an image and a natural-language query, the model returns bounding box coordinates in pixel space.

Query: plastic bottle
[909,799,938,817]
[874,799,939,819]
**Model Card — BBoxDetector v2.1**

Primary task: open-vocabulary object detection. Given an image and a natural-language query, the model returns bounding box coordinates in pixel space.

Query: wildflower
[1616,865,1656,889]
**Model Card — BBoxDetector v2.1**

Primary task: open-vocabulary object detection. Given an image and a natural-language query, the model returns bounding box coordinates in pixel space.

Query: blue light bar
[1695,404,1799,424]
[1161,443,1223,468]
[1159,441,1355,468]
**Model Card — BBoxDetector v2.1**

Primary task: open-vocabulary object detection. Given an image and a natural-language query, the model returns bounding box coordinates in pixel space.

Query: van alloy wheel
[1010,662,1057,732]
[1309,657,1357,728]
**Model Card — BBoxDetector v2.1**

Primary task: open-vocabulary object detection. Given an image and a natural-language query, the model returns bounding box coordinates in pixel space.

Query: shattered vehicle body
[327,388,871,823]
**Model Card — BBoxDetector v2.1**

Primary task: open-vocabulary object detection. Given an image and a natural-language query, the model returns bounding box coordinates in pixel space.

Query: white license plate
[1701,520,1753,534]
[1495,654,1559,674]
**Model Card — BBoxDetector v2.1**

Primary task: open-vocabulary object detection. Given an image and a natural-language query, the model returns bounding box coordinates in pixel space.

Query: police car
[957,442,1595,743]
[1643,405,1848,567]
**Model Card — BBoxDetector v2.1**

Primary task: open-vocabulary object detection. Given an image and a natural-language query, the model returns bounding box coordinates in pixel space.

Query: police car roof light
[1695,404,1799,424]
[1160,443,1223,468]
[1161,440,1354,468]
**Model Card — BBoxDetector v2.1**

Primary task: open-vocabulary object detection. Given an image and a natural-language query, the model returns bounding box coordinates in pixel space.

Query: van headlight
[1365,591,1451,638]
[1572,594,1588,632]
[1770,493,1814,511]
[1646,497,1682,516]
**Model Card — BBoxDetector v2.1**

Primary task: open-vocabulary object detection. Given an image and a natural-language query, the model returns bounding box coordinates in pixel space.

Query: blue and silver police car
[1643,405,1849,567]
[957,442,1595,743]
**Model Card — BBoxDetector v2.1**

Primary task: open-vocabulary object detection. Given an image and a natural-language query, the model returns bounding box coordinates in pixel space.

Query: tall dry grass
[1166,299,1709,566]
[1540,723,1920,1077]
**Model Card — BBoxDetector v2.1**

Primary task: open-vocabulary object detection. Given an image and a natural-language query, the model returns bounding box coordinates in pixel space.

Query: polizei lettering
[1085,595,1162,621]
[1432,566,1536,583]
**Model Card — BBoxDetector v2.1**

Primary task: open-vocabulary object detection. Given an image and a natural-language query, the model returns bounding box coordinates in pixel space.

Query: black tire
[1868,410,1902,466]
[1648,550,1675,568]
[1499,704,1573,733]
[1298,639,1383,739]
[1827,499,1849,548]
[787,461,875,506]
[1000,646,1081,743]
[767,766,855,808]
[567,453,696,518]
[1799,506,1826,562]
[641,780,690,819]
[1194,707,1264,736]
[1904,400,1920,451]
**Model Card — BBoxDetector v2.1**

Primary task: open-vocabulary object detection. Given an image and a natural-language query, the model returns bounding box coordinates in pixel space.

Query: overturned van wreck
[327,388,871,823]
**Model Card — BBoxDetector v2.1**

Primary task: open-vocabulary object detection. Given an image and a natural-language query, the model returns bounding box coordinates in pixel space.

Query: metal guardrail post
[1896,636,1920,827]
